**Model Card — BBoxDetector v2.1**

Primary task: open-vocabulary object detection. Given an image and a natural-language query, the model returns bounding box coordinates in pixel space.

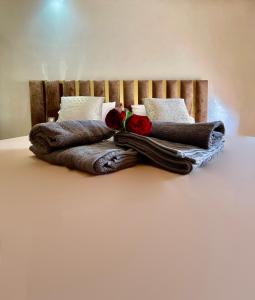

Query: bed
[1,80,255,300]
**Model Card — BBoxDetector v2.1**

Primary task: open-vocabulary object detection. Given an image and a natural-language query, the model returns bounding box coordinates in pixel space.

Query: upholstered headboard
[29,80,208,126]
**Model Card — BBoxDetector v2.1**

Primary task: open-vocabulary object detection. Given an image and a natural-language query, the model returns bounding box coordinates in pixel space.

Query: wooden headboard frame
[29,80,208,126]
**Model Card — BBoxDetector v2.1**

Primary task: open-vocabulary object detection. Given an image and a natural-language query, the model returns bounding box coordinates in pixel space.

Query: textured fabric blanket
[29,120,114,155]
[30,140,139,175]
[151,121,225,149]
[114,132,224,174]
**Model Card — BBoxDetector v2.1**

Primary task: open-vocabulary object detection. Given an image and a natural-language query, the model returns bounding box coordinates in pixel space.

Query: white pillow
[57,96,104,121]
[102,102,116,121]
[131,104,147,116]
[188,116,195,123]
[144,98,193,123]
[132,104,194,123]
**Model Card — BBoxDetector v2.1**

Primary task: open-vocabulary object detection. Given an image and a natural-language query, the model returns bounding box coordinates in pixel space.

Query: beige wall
[0,0,254,139]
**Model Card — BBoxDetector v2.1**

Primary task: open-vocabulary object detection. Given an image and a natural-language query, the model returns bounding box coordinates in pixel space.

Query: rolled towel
[30,140,139,175]
[151,121,225,149]
[29,120,114,154]
[114,132,224,175]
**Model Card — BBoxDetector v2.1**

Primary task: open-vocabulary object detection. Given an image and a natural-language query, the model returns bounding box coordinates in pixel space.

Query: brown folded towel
[30,140,139,175]
[151,121,225,149]
[114,131,224,175]
[29,120,114,154]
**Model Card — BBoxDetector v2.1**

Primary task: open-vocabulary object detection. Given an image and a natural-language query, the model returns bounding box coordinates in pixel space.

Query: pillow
[132,104,195,123]
[102,102,116,121]
[131,104,147,116]
[188,116,195,124]
[144,98,193,123]
[57,96,104,122]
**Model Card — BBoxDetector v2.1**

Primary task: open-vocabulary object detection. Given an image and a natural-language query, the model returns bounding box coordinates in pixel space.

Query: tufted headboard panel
[29,79,208,126]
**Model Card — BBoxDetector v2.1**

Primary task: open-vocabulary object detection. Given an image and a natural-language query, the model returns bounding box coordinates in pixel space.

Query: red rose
[105,109,123,130]
[120,111,126,121]
[126,114,152,136]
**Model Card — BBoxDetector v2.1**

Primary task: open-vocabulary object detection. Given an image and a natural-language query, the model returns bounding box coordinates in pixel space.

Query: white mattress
[0,136,255,300]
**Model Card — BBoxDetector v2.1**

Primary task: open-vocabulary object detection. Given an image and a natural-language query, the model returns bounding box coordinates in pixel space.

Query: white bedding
[0,136,255,300]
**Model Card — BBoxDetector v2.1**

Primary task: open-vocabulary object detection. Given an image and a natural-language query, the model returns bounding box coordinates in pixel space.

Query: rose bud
[120,111,126,122]
[126,114,152,136]
[105,108,123,130]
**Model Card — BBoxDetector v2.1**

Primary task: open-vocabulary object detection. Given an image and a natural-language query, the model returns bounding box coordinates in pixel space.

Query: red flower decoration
[105,109,122,130]
[120,111,126,121]
[126,114,152,136]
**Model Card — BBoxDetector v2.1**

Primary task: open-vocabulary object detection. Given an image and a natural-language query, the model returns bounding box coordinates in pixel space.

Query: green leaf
[123,110,133,131]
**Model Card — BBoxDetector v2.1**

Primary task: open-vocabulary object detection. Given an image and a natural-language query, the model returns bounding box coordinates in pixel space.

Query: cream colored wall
[0,0,254,139]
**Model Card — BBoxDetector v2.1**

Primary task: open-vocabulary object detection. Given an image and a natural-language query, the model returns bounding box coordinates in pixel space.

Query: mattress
[0,136,255,300]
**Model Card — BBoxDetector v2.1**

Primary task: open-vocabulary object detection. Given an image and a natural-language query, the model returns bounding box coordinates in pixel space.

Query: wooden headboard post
[29,80,208,126]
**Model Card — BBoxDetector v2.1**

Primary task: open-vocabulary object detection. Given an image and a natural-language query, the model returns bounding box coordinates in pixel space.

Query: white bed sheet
[0,136,255,300]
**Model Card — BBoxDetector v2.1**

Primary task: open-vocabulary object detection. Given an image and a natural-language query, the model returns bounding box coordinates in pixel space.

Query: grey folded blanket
[29,120,138,175]
[29,120,114,154]
[114,132,224,175]
[30,140,139,175]
[151,121,225,149]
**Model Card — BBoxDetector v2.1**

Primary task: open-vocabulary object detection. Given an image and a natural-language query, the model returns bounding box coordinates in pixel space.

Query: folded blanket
[151,121,225,149]
[29,120,114,154]
[114,132,224,174]
[30,140,139,175]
